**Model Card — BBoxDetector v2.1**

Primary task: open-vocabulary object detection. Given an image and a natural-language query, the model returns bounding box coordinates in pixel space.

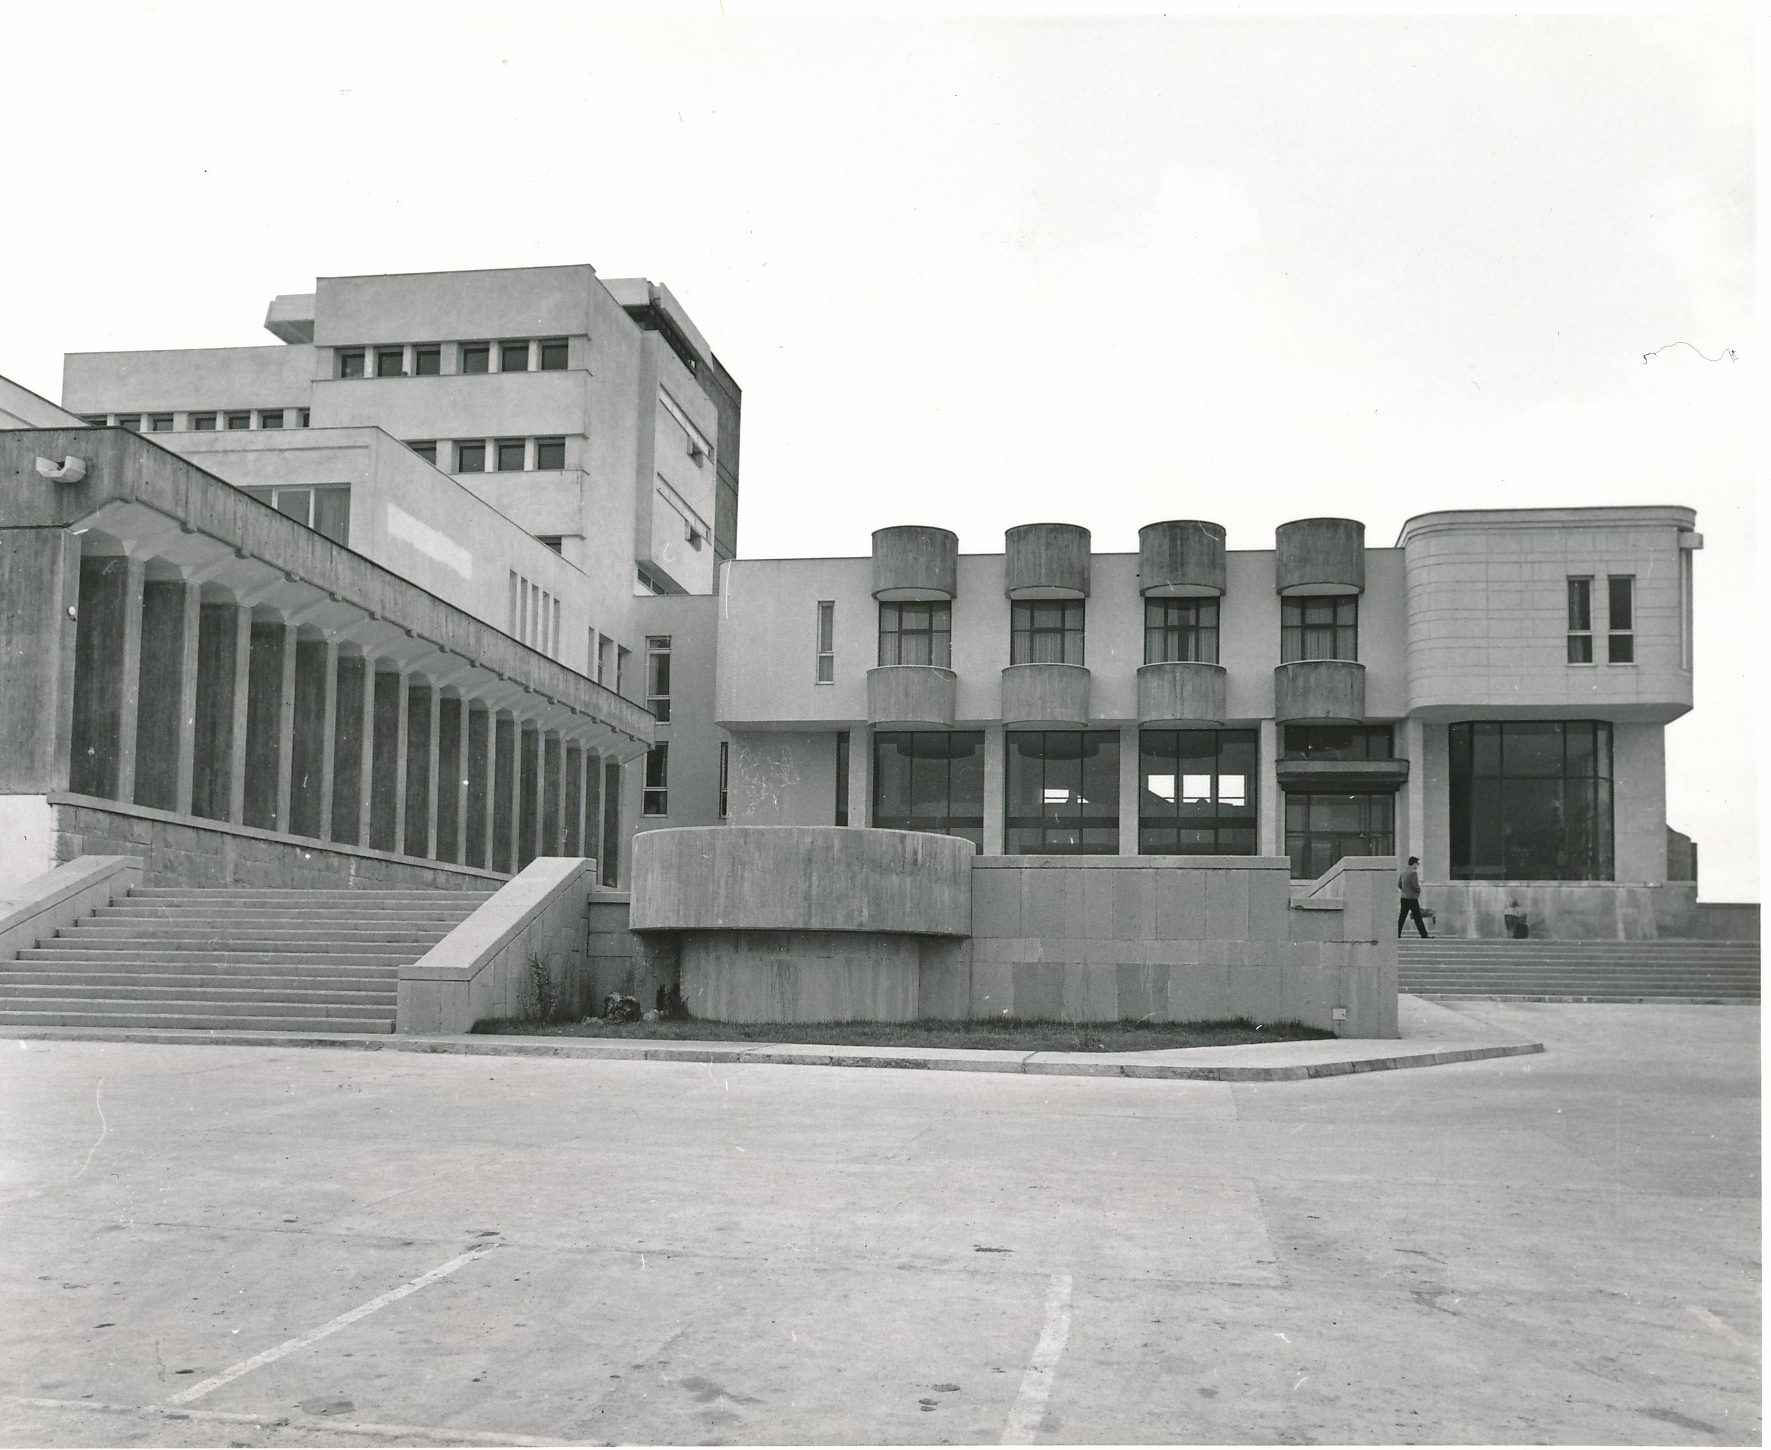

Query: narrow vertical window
[643,743,669,816]
[835,731,850,826]
[646,636,672,722]
[816,602,835,683]
[507,572,520,638]
[1607,576,1635,663]
[718,740,729,820]
[1566,577,1593,663]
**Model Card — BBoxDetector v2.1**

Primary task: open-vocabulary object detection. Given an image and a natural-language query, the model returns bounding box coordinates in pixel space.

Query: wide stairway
[0,887,494,1033]
[1399,938,1760,1004]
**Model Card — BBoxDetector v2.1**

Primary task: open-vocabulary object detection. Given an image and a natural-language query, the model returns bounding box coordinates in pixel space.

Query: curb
[4,1026,1545,1082]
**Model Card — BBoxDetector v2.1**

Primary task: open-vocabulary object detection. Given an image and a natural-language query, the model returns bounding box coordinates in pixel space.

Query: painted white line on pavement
[164,1241,499,1406]
[9,1395,560,1447]
[1687,1304,1754,1353]
[1001,1271,1073,1445]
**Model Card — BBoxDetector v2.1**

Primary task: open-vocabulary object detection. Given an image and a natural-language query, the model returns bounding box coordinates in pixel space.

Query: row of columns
[67,554,624,878]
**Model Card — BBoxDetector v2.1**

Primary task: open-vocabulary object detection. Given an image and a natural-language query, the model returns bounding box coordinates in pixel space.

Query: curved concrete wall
[867,664,957,727]
[872,525,958,600]
[630,825,972,935]
[1000,662,1091,727]
[1138,520,1227,597]
[1275,518,1365,596]
[1136,661,1228,725]
[1273,659,1366,723]
[679,929,922,1023]
[1004,523,1090,599]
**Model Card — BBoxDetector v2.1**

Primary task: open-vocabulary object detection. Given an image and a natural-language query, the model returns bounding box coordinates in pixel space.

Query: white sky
[3,6,1758,899]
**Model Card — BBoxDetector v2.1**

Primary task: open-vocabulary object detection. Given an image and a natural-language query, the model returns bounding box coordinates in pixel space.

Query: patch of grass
[470,1015,1332,1053]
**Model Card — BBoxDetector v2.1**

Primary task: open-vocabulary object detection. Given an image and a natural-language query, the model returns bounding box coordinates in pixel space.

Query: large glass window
[1144,598,1219,664]
[873,731,985,851]
[1285,792,1394,879]
[1138,729,1257,855]
[240,484,350,547]
[1006,730,1118,854]
[1011,600,1085,665]
[878,601,951,668]
[1449,721,1614,880]
[1282,724,1393,761]
[1281,596,1357,662]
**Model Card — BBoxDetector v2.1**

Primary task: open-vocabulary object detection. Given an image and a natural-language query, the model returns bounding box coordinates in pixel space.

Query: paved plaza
[1,1001,1759,1445]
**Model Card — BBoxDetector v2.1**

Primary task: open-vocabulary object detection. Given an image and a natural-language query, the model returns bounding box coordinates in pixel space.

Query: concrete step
[0,984,393,1007]
[0,970,396,993]
[49,932,450,952]
[0,1008,394,1033]
[18,948,415,968]
[71,923,455,942]
[94,906,481,923]
[124,888,496,901]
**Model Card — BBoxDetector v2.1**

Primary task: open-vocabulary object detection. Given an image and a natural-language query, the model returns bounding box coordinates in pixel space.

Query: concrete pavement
[0,1001,1758,1444]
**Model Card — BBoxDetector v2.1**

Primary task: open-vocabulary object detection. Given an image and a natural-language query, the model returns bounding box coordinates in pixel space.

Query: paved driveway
[1,1001,1759,1445]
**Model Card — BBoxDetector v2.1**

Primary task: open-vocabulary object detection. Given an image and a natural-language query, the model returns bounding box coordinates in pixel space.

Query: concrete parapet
[1423,879,1700,940]
[1273,659,1366,723]
[681,930,923,1023]
[1000,662,1091,726]
[1004,523,1090,599]
[1138,520,1226,596]
[397,856,592,1033]
[871,526,958,600]
[867,665,958,727]
[0,855,142,963]
[1136,661,1227,724]
[1275,517,1365,595]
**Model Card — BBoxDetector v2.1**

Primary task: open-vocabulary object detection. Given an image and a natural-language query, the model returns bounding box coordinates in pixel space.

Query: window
[646,637,671,722]
[643,744,669,816]
[816,602,836,683]
[1282,725,1393,761]
[337,349,366,379]
[539,338,569,370]
[535,436,566,470]
[718,740,729,819]
[191,413,217,431]
[1006,730,1118,854]
[595,632,613,687]
[414,345,441,376]
[80,415,106,426]
[1449,721,1614,881]
[1608,576,1635,663]
[408,440,437,465]
[296,409,310,428]
[500,341,530,373]
[495,438,526,472]
[537,536,563,554]
[616,645,630,698]
[460,343,490,375]
[115,414,141,432]
[835,731,850,825]
[1145,597,1219,664]
[225,411,252,430]
[873,731,985,850]
[456,440,486,473]
[1285,792,1395,879]
[1010,600,1085,665]
[1281,596,1357,662]
[148,414,174,432]
[239,484,350,546]
[259,410,284,430]
[878,601,949,668]
[1566,577,1593,663]
[375,348,405,378]
[1139,729,1258,855]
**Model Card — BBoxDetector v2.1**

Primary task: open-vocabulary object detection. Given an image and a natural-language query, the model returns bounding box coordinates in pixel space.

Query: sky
[2,6,1758,899]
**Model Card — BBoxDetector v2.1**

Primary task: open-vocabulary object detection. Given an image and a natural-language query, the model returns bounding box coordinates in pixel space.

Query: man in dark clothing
[1397,856,1430,938]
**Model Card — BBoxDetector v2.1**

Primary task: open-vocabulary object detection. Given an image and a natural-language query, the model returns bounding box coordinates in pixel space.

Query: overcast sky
[3,7,1757,898]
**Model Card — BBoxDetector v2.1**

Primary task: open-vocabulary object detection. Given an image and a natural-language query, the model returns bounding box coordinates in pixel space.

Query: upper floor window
[115,414,142,432]
[337,349,366,379]
[718,740,729,819]
[240,484,350,547]
[296,409,310,428]
[1145,598,1219,664]
[500,341,530,373]
[375,348,405,378]
[148,414,174,432]
[535,436,566,470]
[643,743,669,816]
[646,636,671,722]
[878,601,950,668]
[816,602,836,683]
[460,343,490,375]
[1280,596,1357,662]
[1282,724,1393,761]
[191,413,217,431]
[1567,577,1594,663]
[456,440,486,473]
[1011,600,1084,665]
[79,415,106,426]
[260,410,284,430]
[1608,576,1635,663]
[225,411,252,430]
[414,345,441,376]
[408,440,437,465]
[495,438,525,472]
[539,338,569,370]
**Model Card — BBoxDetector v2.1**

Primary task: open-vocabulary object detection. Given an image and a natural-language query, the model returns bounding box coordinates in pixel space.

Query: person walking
[1397,856,1430,938]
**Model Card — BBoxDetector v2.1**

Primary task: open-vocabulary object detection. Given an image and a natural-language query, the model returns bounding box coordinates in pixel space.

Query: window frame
[190,413,217,431]
[413,345,442,376]
[1009,599,1085,666]
[499,340,531,373]
[1284,790,1396,879]
[1144,596,1220,664]
[1607,575,1635,664]
[1137,727,1259,856]
[539,338,569,371]
[1005,729,1119,855]
[878,600,951,669]
[336,349,366,379]
[455,440,487,474]
[408,440,438,465]
[718,740,729,819]
[1448,720,1615,881]
[224,411,252,431]
[1280,594,1358,663]
[375,347,405,379]
[459,342,490,375]
[816,601,836,684]
[494,437,526,472]
[147,414,174,433]
[535,436,566,470]
[645,636,672,723]
[643,742,669,816]
[259,409,284,430]
[872,730,986,851]
[1567,576,1594,664]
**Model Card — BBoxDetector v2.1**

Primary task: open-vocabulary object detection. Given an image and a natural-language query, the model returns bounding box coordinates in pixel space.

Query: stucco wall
[631,594,725,832]
[62,345,318,415]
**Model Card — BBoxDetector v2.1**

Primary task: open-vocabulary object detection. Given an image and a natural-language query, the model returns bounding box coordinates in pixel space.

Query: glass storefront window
[1006,730,1118,854]
[1284,791,1395,879]
[872,731,985,850]
[1138,729,1257,855]
[1449,720,1614,880]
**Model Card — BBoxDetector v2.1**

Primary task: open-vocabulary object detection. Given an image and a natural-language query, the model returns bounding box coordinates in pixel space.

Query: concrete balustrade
[1275,517,1366,595]
[867,664,958,727]
[1273,659,1367,723]
[1000,661,1091,726]
[1004,522,1090,599]
[871,525,958,600]
[1138,520,1226,597]
[1136,660,1227,725]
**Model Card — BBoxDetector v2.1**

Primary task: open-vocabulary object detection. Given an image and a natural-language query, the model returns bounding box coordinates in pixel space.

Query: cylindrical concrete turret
[872,525,958,600]
[1138,520,1227,597]
[1273,659,1367,724]
[1004,523,1090,599]
[1136,661,1228,725]
[1274,518,1365,596]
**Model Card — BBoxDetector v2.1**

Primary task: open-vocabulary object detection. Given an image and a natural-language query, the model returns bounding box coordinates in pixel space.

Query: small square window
[539,338,569,370]
[495,438,526,472]
[500,341,530,373]
[413,346,441,376]
[191,413,217,431]
[147,414,174,432]
[115,415,141,432]
[535,436,566,470]
[337,349,366,379]
[375,348,405,378]
[456,441,486,473]
[460,343,490,375]
[225,412,252,430]
[259,409,284,429]
[296,409,310,428]
[408,440,437,464]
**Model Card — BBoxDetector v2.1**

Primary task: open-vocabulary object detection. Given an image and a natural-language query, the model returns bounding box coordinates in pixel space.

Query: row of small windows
[508,571,562,659]
[407,437,569,473]
[337,338,570,379]
[83,409,310,432]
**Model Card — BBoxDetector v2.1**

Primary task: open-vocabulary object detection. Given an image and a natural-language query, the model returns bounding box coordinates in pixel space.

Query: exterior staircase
[0,887,494,1033]
[1399,938,1760,1004]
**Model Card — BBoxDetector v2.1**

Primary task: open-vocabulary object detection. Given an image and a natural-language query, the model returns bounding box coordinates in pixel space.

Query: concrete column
[113,556,147,804]
[135,576,191,812]
[509,715,528,871]
[546,732,565,855]
[423,683,442,858]
[1402,715,1426,873]
[1118,723,1141,856]
[493,712,517,873]
[584,750,602,873]
[316,640,339,840]
[391,670,411,854]
[563,742,582,856]
[519,722,541,869]
[0,529,80,803]
[981,723,1006,855]
[275,622,297,832]
[1258,718,1280,857]
[454,694,471,864]
[465,704,491,869]
[173,583,201,814]
[69,555,132,800]
[227,605,251,824]
[290,637,333,840]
